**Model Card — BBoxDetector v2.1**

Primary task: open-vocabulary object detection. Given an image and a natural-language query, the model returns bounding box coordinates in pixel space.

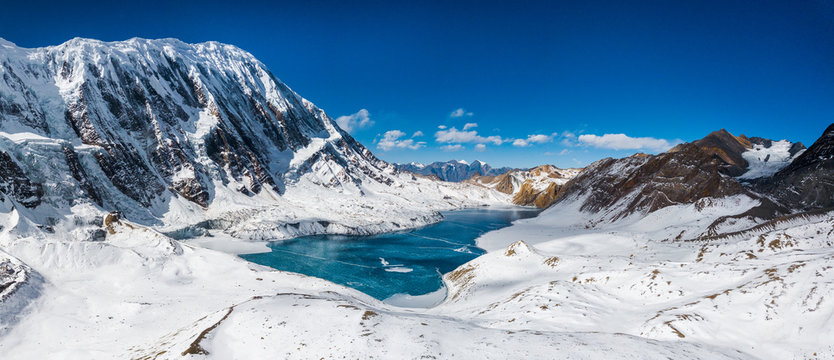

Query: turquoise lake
[241,207,541,302]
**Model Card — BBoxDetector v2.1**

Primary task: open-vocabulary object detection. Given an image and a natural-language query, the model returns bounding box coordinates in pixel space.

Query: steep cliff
[0,38,508,238]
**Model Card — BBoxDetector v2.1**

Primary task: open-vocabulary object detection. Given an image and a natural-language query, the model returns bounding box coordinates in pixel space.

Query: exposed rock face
[467,173,513,194]
[0,254,25,299]
[759,123,834,210]
[668,129,750,176]
[396,160,514,182]
[0,38,398,218]
[61,145,101,205]
[469,165,581,208]
[511,182,539,206]
[513,182,564,208]
[570,144,749,219]
[550,126,821,223]
[0,151,43,208]
[788,142,807,157]
[0,249,41,328]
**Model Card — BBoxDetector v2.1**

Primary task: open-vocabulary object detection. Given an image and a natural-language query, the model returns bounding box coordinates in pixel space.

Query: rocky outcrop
[0,250,42,334]
[468,173,513,194]
[0,151,43,208]
[513,182,564,208]
[469,165,580,208]
[492,174,515,194]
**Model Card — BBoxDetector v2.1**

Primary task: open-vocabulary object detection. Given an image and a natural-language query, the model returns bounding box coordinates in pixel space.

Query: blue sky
[1,0,832,168]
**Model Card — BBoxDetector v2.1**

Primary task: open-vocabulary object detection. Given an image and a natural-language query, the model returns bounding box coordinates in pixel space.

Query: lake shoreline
[239,206,543,303]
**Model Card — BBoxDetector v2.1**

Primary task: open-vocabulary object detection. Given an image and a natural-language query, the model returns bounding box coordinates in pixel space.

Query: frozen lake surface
[242,207,541,303]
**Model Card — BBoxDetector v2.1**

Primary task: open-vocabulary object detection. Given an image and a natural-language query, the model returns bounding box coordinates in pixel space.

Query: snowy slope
[430,127,834,359]
[0,218,752,360]
[442,195,834,359]
[738,140,805,179]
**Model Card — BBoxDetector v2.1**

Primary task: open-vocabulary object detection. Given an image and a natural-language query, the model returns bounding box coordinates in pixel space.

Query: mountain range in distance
[0,37,832,359]
[395,160,583,208]
[395,159,515,182]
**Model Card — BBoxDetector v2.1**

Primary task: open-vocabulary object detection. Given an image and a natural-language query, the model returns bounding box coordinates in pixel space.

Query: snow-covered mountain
[0,37,510,241]
[396,159,515,182]
[548,129,808,228]
[467,165,582,208]
[0,38,512,358]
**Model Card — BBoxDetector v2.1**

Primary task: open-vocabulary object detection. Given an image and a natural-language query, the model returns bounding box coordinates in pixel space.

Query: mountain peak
[698,128,750,148]
[0,36,388,211]
[6,38,255,65]
[822,123,834,138]
[778,123,834,174]
[688,128,754,176]
[0,38,17,48]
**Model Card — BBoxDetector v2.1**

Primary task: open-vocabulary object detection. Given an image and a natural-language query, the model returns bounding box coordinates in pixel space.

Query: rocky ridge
[467,165,581,208]
[546,127,821,236]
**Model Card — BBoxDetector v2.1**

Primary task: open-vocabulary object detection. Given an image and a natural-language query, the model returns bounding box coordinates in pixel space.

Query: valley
[241,207,542,304]
[0,37,831,360]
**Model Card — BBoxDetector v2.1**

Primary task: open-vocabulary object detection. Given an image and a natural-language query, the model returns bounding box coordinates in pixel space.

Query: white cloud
[559,149,571,155]
[512,132,558,147]
[463,122,478,130]
[377,130,426,151]
[560,131,578,147]
[474,144,486,152]
[450,108,474,118]
[412,131,424,137]
[438,125,447,129]
[577,133,678,152]
[441,144,464,152]
[435,127,506,145]
[335,109,374,133]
